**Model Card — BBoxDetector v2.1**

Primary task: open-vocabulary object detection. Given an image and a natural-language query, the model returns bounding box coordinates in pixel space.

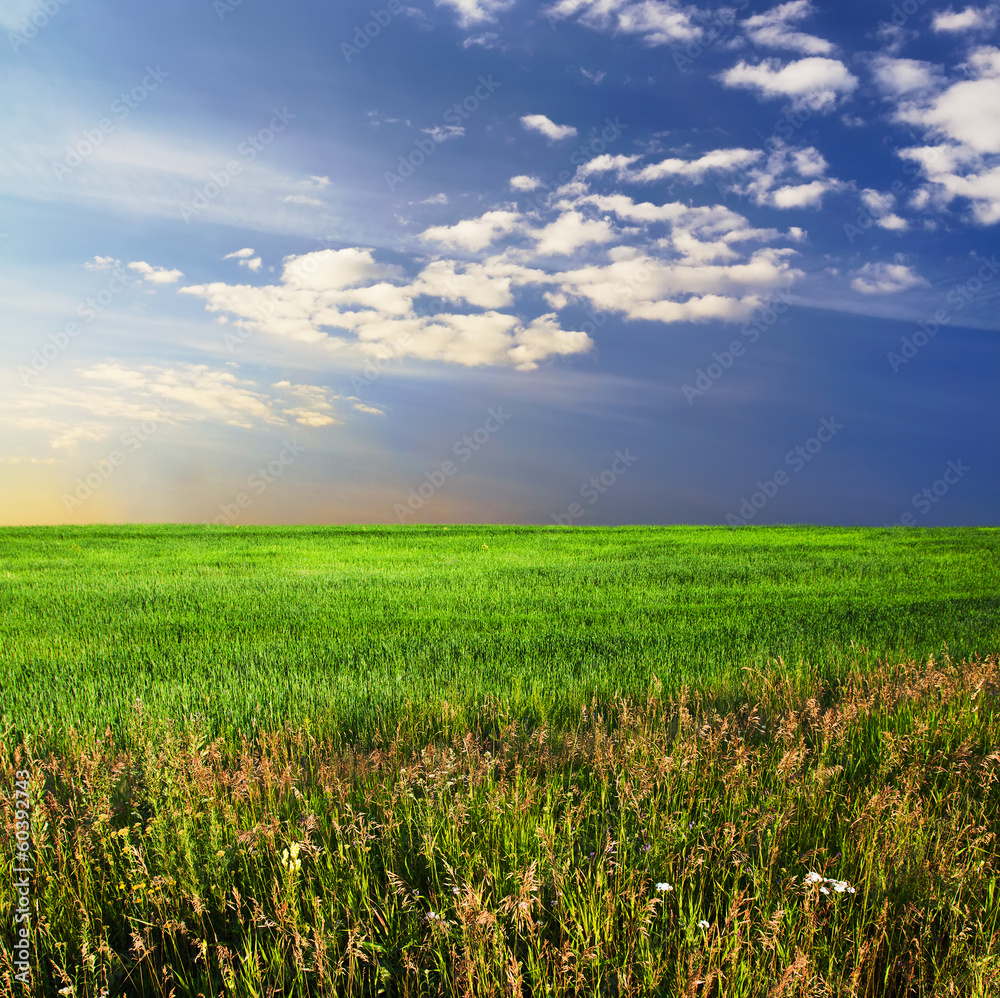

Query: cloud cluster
[2,362,376,451]
[544,0,703,44]
[850,257,928,295]
[876,47,1000,223]
[743,1,835,55]
[720,56,858,110]
[176,165,807,372]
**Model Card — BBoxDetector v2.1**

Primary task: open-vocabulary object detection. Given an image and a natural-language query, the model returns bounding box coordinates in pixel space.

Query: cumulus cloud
[860,189,909,230]
[850,258,929,294]
[225,248,263,271]
[421,210,523,251]
[545,0,703,45]
[127,261,184,284]
[720,142,844,208]
[521,114,578,140]
[84,256,122,272]
[932,5,998,32]
[743,1,835,55]
[720,56,858,110]
[509,175,542,191]
[871,57,943,96]
[434,0,515,27]
[171,168,809,375]
[885,46,1000,223]
[532,210,617,255]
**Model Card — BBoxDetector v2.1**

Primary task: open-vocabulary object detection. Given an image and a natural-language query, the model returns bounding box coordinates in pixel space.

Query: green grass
[1,524,998,751]
[1,524,999,996]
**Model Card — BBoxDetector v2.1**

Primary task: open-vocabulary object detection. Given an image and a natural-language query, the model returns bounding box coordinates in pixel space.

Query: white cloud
[164,169,811,375]
[860,189,909,230]
[434,0,515,26]
[421,209,523,251]
[510,174,542,191]
[225,249,263,271]
[850,258,929,294]
[521,114,578,140]
[419,193,450,204]
[127,261,184,284]
[720,57,858,110]
[632,148,763,183]
[872,57,943,97]
[1,362,372,451]
[84,256,122,272]
[531,210,617,255]
[723,142,843,208]
[932,5,997,32]
[743,1,835,55]
[424,124,466,142]
[886,47,1000,223]
[546,0,703,45]
[769,180,830,208]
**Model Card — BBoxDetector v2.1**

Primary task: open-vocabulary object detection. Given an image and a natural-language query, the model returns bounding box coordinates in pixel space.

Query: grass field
[1,525,999,996]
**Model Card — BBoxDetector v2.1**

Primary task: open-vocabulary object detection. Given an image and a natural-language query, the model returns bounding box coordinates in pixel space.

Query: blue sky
[1,0,998,526]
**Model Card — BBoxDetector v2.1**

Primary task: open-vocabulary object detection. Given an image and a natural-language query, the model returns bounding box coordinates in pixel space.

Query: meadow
[1,525,998,996]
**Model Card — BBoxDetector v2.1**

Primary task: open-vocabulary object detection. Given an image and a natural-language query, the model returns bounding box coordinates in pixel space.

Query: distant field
[1,524,998,750]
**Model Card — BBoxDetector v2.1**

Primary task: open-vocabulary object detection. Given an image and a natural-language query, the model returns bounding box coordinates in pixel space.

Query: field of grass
[1,525,999,996]
[1,524,998,750]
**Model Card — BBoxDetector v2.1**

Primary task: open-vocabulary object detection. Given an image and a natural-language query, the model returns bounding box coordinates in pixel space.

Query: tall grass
[2,654,998,996]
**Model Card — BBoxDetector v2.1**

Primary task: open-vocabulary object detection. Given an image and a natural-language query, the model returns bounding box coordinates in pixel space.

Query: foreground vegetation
[2,654,999,996]
[1,525,998,995]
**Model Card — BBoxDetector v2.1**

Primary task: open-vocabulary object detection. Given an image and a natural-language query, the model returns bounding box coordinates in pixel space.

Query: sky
[1,0,998,527]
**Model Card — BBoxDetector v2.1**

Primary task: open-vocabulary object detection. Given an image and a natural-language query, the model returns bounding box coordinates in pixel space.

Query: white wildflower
[656,882,673,892]
[698,919,710,929]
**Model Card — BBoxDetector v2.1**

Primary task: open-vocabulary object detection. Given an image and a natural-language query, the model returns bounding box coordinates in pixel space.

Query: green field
[2,525,999,997]
[1,524,998,749]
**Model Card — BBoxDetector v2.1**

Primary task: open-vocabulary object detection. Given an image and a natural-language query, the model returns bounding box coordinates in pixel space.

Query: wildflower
[698,919,710,929]
[281,843,302,876]
[804,871,823,885]
[656,882,673,892]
